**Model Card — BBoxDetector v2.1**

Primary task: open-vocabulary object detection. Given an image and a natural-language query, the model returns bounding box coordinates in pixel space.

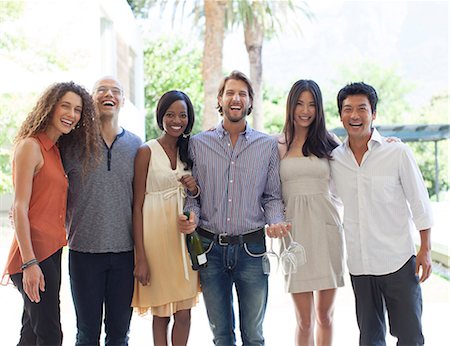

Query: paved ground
[1,248,449,345]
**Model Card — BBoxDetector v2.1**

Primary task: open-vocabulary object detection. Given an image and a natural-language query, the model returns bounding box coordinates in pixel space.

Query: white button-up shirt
[330,129,433,275]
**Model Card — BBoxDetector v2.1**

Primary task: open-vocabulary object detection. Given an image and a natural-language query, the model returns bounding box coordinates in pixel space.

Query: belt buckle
[218,233,229,246]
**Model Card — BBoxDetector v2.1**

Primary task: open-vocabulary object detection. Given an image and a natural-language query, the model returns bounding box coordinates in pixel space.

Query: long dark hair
[156,90,195,170]
[282,79,338,159]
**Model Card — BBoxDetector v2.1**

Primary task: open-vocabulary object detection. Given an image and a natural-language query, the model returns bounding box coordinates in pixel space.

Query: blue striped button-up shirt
[185,121,284,235]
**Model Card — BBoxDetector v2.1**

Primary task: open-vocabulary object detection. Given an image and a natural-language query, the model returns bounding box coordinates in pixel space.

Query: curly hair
[15,81,101,173]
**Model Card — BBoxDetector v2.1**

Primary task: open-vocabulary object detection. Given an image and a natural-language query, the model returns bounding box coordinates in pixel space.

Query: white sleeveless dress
[131,139,199,316]
[280,156,345,293]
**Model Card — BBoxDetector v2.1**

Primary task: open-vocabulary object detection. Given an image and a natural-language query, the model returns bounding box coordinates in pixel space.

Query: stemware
[286,232,307,266]
[262,237,279,275]
[280,236,298,275]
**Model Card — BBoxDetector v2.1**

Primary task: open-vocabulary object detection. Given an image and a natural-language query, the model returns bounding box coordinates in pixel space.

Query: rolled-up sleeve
[399,146,433,230]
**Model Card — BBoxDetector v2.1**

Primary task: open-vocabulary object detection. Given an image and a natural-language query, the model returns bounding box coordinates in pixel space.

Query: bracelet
[187,185,201,199]
[21,258,39,271]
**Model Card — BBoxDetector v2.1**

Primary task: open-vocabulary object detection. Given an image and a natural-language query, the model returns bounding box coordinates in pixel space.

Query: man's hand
[23,264,45,303]
[266,222,291,238]
[416,247,432,283]
[177,211,197,234]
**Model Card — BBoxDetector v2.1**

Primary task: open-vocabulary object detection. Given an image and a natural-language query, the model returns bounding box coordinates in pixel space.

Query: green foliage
[324,61,415,125]
[1,0,70,72]
[0,93,34,193]
[143,37,203,140]
[263,86,285,135]
[409,93,449,200]
[127,0,158,18]
[410,141,448,201]
[0,0,25,51]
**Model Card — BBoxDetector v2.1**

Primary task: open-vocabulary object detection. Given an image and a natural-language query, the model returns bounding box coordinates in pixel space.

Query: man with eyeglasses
[63,76,142,345]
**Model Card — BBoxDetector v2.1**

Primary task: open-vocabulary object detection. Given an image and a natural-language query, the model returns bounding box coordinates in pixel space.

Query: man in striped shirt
[178,70,289,346]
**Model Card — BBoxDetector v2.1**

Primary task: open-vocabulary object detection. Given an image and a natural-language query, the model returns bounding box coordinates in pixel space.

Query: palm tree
[128,0,226,130]
[201,0,227,130]
[226,0,312,131]
[127,0,312,131]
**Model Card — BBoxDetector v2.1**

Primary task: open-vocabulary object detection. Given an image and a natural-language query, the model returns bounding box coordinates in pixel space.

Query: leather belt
[197,227,265,246]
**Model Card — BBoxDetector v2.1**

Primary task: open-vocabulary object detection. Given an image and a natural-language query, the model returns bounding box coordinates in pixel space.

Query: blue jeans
[199,236,268,346]
[351,256,424,346]
[69,250,134,346]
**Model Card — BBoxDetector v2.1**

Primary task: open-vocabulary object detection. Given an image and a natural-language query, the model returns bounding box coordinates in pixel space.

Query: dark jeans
[350,256,424,346]
[11,249,63,346]
[69,250,134,346]
[199,236,268,346]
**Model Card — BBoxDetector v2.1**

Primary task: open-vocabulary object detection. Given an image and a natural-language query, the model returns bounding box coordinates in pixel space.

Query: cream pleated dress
[280,156,345,293]
[131,139,198,316]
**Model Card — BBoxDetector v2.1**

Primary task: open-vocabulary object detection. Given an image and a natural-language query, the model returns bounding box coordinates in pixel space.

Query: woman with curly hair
[2,81,100,345]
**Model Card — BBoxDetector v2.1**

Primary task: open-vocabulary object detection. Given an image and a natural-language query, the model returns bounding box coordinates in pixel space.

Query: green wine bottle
[184,212,207,270]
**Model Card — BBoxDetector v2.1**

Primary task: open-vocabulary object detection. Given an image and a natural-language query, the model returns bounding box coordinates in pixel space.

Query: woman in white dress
[278,80,345,346]
[132,90,200,346]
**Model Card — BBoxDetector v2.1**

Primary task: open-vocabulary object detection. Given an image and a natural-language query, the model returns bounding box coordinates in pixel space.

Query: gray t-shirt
[63,128,142,253]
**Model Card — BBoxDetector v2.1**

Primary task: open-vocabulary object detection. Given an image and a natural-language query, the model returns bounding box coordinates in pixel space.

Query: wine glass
[262,237,279,275]
[286,232,307,266]
[280,236,298,275]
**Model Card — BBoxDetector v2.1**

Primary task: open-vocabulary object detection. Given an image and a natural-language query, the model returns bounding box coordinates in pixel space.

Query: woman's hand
[23,264,45,303]
[179,174,198,194]
[134,258,151,286]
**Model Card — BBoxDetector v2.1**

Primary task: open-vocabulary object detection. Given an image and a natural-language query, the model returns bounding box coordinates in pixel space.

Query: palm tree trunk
[244,19,264,131]
[202,0,226,130]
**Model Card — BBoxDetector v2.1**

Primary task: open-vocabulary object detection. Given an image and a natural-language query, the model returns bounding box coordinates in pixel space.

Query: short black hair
[337,82,378,114]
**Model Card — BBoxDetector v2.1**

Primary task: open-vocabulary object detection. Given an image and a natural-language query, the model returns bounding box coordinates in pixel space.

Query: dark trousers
[69,250,134,346]
[350,256,424,346]
[11,249,63,346]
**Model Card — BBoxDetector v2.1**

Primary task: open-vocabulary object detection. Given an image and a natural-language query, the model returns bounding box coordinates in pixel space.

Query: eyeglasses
[95,86,122,96]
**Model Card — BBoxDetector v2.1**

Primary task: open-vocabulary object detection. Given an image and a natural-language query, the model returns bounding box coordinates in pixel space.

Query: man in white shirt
[330,82,432,346]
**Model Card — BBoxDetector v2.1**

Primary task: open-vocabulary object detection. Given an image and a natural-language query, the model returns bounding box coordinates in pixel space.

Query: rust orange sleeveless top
[3,132,68,277]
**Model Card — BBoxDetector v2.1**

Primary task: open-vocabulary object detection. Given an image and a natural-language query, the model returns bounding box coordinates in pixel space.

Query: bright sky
[145,0,449,109]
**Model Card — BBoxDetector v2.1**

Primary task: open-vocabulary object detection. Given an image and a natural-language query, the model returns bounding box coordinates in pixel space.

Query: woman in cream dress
[278,80,345,346]
[132,91,199,346]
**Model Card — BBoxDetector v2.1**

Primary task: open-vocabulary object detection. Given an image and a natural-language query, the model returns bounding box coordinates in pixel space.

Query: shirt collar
[36,132,56,152]
[216,121,253,141]
[343,127,382,151]
[368,128,383,150]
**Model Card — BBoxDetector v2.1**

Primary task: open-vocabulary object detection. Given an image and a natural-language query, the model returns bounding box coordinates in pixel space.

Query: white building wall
[0,0,145,140]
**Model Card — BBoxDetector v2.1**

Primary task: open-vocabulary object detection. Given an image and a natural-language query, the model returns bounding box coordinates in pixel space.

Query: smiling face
[46,91,82,140]
[340,94,376,141]
[92,77,124,121]
[294,90,316,131]
[218,79,252,125]
[162,100,189,138]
